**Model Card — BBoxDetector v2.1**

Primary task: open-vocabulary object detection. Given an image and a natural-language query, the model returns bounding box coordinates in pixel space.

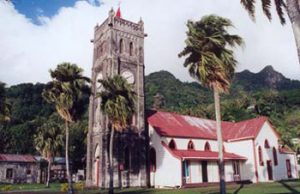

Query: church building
[86,8,298,189]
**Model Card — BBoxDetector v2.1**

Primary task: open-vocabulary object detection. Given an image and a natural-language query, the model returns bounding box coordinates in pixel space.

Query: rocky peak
[258,65,285,89]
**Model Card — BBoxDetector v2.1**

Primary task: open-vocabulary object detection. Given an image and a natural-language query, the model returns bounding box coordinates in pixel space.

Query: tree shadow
[278,180,300,194]
[232,183,244,194]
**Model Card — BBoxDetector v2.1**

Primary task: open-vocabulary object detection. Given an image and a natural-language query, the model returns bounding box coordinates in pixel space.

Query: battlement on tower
[94,8,144,38]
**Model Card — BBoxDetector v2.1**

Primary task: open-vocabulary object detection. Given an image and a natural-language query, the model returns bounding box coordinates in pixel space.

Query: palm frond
[241,0,256,21]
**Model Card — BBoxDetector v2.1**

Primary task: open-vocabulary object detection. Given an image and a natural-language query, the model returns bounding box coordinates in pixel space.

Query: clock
[121,70,134,84]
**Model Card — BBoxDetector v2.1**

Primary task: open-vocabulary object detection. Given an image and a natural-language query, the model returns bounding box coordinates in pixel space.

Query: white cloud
[0,0,299,85]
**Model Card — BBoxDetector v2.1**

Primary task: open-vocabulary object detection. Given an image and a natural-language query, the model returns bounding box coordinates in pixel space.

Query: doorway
[202,161,208,183]
[267,160,273,180]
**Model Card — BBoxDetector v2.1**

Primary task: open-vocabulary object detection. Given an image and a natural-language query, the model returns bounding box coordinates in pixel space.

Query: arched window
[264,139,270,148]
[94,144,100,159]
[119,39,123,53]
[258,146,264,166]
[149,147,156,172]
[204,142,211,151]
[129,42,133,56]
[273,147,278,166]
[168,139,176,150]
[187,140,195,150]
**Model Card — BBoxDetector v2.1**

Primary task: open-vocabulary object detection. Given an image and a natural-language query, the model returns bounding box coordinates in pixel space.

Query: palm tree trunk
[46,159,51,188]
[286,1,300,66]
[109,127,115,194]
[65,121,74,194]
[213,86,226,194]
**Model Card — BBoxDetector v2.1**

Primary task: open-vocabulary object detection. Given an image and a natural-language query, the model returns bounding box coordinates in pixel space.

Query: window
[187,140,195,150]
[26,169,31,175]
[273,147,278,166]
[6,168,13,179]
[182,160,190,177]
[258,146,264,166]
[232,161,240,175]
[149,147,156,172]
[264,139,270,148]
[168,139,176,150]
[129,42,133,56]
[119,39,123,53]
[286,159,292,178]
[204,142,211,151]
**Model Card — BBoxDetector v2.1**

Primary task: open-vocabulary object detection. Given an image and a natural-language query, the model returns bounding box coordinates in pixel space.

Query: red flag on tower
[116,2,121,18]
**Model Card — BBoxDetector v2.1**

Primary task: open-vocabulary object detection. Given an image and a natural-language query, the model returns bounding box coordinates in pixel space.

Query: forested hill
[1,65,300,161]
[145,66,300,149]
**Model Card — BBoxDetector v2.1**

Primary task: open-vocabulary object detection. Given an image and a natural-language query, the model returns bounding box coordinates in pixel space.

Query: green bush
[60,183,68,192]
[1,185,12,191]
[75,181,84,191]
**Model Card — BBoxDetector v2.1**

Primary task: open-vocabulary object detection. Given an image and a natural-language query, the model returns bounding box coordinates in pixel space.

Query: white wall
[255,122,298,182]
[225,140,257,182]
[149,126,181,187]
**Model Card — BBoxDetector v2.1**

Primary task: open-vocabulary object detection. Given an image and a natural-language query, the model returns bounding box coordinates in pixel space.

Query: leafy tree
[42,63,90,194]
[97,75,135,194]
[178,15,243,194]
[34,115,63,187]
[0,82,10,123]
[240,0,300,65]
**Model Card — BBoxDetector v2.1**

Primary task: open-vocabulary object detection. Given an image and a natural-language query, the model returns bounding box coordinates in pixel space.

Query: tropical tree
[0,82,10,123]
[240,0,300,65]
[42,63,90,194]
[178,15,244,194]
[34,115,63,187]
[97,75,135,194]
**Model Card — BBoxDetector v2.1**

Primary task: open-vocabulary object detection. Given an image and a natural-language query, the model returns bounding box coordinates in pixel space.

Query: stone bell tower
[86,8,148,188]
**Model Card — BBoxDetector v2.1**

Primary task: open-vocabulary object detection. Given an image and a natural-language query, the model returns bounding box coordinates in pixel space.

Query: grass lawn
[1,180,300,194]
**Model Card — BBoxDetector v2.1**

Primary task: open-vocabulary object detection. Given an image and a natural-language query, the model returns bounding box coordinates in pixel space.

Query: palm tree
[0,82,10,123]
[240,0,300,65]
[178,15,244,194]
[34,117,63,187]
[97,75,135,194]
[42,63,90,194]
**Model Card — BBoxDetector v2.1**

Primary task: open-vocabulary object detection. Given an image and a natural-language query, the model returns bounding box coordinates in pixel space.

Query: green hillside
[0,66,300,165]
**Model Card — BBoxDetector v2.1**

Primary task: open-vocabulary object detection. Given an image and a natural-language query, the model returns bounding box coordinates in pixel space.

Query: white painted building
[147,110,298,188]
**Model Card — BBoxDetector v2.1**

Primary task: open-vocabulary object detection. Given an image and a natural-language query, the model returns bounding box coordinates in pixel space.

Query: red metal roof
[162,141,247,160]
[0,154,36,163]
[147,110,273,141]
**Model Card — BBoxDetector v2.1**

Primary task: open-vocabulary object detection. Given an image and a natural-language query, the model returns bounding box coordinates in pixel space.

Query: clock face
[96,73,103,91]
[121,70,134,84]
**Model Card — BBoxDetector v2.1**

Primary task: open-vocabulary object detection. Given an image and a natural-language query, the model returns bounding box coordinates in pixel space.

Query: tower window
[204,141,211,151]
[187,140,195,150]
[168,139,176,150]
[119,39,124,53]
[129,42,133,56]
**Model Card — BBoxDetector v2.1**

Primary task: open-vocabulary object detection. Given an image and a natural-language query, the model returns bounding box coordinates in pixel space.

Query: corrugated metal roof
[147,110,272,141]
[0,154,36,163]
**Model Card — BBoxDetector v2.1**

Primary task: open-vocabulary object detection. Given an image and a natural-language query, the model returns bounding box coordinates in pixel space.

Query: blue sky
[12,0,100,24]
[1,0,299,85]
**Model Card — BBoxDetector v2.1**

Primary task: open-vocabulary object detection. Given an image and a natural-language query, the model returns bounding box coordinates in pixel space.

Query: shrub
[75,181,84,191]
[1,185,12,191]
[60,183,68,192]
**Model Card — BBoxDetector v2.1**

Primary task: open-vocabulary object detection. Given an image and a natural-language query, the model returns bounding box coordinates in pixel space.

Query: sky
[0,0,300,85]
